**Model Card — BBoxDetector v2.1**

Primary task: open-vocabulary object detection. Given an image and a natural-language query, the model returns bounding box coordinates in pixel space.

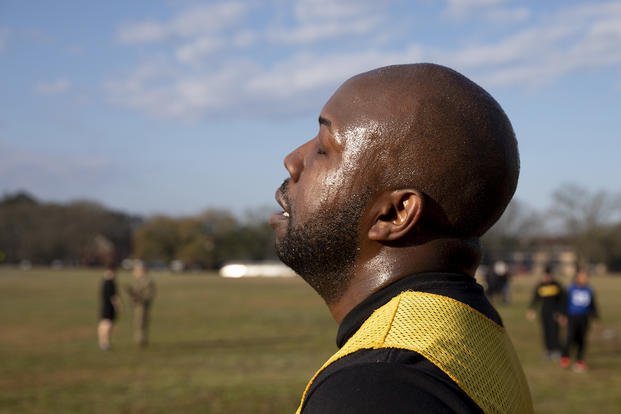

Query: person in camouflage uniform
[126,262,156,347]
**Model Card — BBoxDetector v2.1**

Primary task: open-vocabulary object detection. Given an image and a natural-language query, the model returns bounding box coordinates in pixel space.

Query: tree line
[481,184,621,271]
[1,185,620,271]
[0,192,276,269]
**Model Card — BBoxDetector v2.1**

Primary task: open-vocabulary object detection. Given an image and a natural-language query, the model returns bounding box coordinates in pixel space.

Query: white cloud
[232,30,257,48]
[107,0,398,117]
[117,2,253,65]
[442,1,621,86]
[105,60,262,118]
[117,2,249,44]
[267,15,380,45]
[107,1,621,119]
[35,78,72,95]
[176,36,223,63]
[436,24,573,69]
[246,48,422,99]
[105,46,425,119]
[169,2,247,37]
[445,0,504,18]
[445,0,530,23]
[294,0,375,21]
[269,0,381,44]
[486,7,530,24]
[118,20,167,44]
[118,0,384,49]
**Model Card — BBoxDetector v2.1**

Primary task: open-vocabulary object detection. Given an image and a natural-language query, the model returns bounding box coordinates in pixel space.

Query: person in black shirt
[98,264,120,350]
[527,265,565,360]
[270,63,532,413]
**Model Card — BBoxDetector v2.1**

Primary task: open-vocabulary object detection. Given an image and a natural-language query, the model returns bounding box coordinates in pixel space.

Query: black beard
[275,186,369,304]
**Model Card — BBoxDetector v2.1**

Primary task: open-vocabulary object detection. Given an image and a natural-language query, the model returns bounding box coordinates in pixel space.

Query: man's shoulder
[302,348,482,414]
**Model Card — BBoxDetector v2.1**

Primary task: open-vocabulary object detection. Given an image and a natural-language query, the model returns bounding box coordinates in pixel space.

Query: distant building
[504,236,604,276]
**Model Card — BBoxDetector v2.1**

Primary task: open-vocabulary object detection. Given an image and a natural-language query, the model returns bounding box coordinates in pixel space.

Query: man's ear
[367,190,424,242]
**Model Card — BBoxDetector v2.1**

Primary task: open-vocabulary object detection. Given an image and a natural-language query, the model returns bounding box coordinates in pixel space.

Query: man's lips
[269,189,290,226]
[269,211,289,227]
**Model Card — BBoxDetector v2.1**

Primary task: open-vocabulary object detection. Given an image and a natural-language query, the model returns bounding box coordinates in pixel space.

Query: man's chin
[274,239,290,264]
[272,225,288,244]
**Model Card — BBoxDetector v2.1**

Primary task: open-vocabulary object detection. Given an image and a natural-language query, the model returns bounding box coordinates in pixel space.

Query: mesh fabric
[296,291,533,414]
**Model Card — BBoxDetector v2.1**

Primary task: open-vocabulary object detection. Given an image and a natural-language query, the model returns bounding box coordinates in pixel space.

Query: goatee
[275,185,369,304]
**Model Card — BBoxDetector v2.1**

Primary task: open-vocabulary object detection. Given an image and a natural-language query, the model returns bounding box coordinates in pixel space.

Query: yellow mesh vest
[296,291,533,414]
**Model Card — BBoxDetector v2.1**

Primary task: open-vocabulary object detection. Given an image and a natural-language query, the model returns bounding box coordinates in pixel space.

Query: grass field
[0,267,620,413]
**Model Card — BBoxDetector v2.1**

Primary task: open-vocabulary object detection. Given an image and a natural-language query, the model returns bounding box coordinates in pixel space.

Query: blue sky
[1,0,620,217]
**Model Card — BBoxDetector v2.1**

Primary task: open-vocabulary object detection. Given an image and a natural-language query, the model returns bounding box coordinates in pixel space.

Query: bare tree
[482,199,544,259]
[551,183,621,266]
[552,184,621,231]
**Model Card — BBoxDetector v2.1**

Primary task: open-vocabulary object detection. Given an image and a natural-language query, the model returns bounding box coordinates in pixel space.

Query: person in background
[560,269,599,372]
[527,265,565,360]
[492,260,512,305]
[126,262,156,347]
[98,264,120,351]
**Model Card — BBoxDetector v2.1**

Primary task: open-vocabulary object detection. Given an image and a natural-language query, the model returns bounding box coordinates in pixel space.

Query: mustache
[277,179,292,214]
[278,179,290,202]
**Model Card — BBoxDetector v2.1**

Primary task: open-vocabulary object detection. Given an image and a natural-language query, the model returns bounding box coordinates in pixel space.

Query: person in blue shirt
[560,269,599,372]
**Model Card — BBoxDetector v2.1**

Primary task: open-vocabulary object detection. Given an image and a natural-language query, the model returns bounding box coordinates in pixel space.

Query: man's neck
[328,237,480,323]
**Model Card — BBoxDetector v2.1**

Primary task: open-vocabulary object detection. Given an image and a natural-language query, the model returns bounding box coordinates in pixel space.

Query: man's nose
[284,141,309,182]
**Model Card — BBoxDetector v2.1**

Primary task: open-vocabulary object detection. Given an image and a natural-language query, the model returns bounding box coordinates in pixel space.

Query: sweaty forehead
[320,75,412,149]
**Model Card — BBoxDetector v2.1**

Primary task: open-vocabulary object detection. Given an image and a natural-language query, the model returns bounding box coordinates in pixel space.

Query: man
[125,262,156,347]
[527,265,565,360]
[270,63,533,413]
[98,264,120,350]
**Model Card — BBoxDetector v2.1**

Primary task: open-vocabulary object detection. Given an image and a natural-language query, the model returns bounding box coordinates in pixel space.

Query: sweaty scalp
[349,63,519,237]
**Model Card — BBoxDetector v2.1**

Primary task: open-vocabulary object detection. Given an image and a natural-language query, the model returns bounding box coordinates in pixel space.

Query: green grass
[0,267,620,413]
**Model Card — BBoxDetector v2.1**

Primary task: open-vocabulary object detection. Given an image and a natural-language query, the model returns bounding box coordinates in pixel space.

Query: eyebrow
[318,116,332,131]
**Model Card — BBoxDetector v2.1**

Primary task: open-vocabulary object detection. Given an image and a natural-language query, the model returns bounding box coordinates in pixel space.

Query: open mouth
[275,186,291,216]
[270,187,291,226]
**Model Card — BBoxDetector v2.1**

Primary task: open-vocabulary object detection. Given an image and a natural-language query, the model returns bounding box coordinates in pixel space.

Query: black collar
[336,272,502,348]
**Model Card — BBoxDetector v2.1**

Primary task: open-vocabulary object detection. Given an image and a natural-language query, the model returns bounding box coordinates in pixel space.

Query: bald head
[272,63,519,309]
[333,63,519,237]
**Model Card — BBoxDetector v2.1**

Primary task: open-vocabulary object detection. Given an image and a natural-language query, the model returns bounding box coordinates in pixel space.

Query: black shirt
[100,278,117,320]
[529,280,564,316]
[301,273,501,414]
